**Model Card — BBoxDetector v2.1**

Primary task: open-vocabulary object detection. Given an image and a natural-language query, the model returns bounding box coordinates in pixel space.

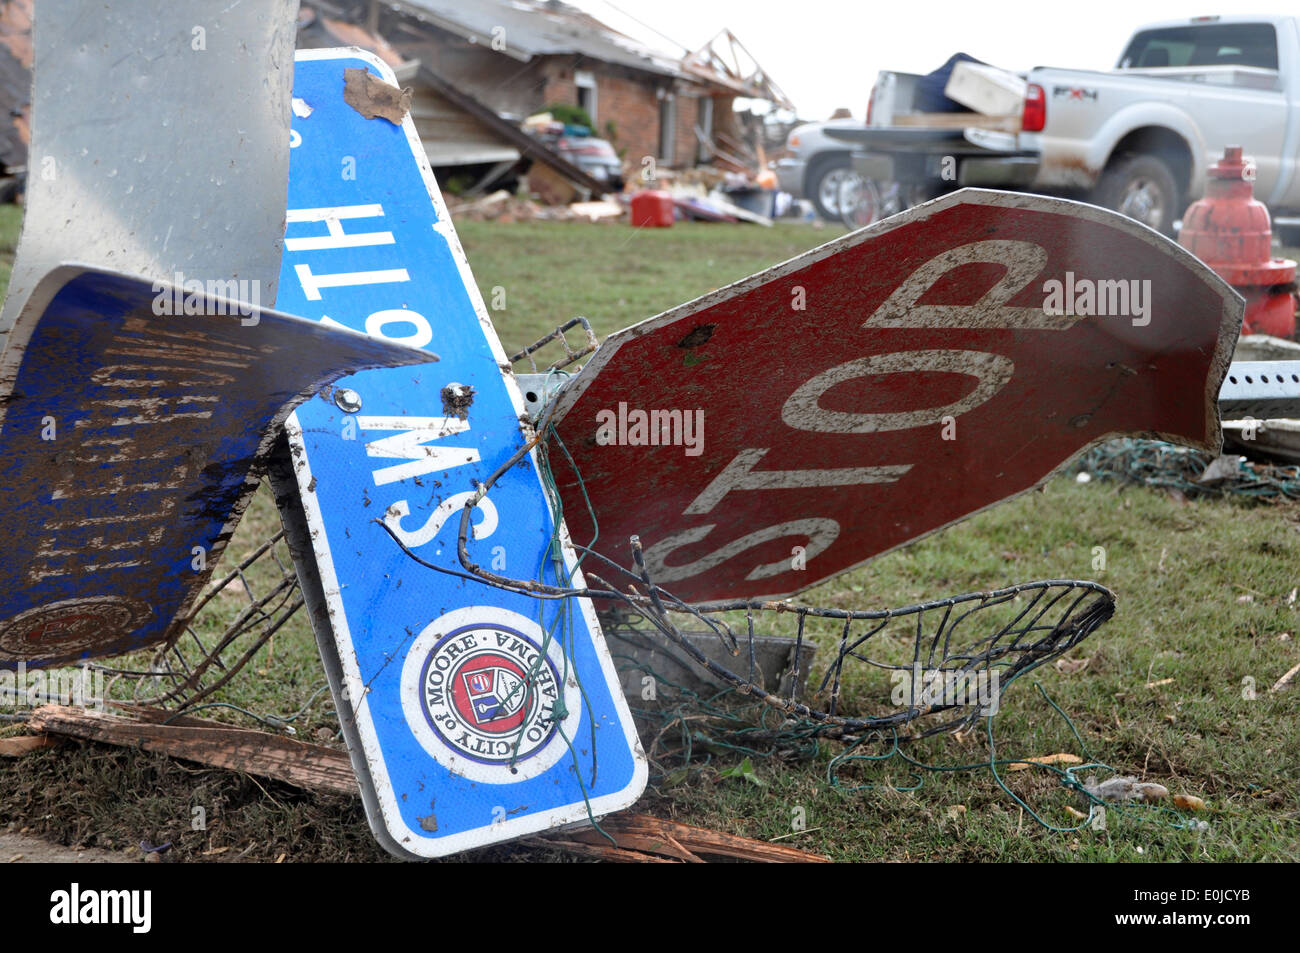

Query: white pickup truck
[828,14,1300,236]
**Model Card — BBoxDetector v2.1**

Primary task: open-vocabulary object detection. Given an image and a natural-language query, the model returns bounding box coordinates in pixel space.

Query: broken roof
[392,0,791,103]
[392,0,682,76]
[682,28,795,110]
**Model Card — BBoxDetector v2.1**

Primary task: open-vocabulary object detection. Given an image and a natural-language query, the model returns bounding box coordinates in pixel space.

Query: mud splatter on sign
[0,266,433,667]
[343,66,411,124]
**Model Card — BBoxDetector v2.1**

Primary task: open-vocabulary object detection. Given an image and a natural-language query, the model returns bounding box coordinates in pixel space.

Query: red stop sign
[547,190,1242,603]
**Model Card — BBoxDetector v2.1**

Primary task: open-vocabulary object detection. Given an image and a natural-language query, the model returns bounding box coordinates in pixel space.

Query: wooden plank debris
[416,64,608,197]
[0,734,58,756]
[25,705,358,796]
[540,813,831,863]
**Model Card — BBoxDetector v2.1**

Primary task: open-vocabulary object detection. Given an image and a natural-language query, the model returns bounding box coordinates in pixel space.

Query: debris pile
[449,100,794,227]
[1072,438,1300,501]
[446,189,624,223]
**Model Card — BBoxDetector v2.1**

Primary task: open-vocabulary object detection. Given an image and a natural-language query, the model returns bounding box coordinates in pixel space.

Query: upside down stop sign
[547,191,1243,603]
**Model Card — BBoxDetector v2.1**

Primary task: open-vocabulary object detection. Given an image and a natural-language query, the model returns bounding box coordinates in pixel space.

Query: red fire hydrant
[1179,145,1296,338]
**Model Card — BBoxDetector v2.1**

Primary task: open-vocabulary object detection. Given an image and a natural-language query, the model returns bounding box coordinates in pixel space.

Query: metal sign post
[0,0,298,357]
[272,49,645,859]
[546,191,1243,603]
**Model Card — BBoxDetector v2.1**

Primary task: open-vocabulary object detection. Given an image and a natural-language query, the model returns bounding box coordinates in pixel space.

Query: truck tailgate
[825,126,1030,155]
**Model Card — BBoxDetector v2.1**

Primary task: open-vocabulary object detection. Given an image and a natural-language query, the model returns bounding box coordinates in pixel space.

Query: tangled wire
[1072,437,1300,501]
[376,387,1117,741]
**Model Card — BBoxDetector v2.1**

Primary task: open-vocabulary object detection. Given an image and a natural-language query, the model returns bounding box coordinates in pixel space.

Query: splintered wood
[25,705,358,795]
[538,814,831,863]
[0,734,59,756]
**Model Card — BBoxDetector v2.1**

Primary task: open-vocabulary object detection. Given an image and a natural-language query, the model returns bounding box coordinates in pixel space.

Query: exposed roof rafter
[681,28,794,109]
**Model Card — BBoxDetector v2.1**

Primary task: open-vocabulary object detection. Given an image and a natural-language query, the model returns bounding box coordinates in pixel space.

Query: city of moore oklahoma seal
[400,607,582,783]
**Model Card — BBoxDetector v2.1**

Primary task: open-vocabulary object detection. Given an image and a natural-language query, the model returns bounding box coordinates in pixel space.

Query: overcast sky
[575,0,1234,119]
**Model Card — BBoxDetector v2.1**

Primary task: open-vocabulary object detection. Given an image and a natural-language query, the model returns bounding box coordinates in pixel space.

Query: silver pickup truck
[827,14,1300,236]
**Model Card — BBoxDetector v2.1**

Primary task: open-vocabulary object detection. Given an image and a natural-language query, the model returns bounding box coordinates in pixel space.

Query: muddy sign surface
[274,50,644,859]
[0,266,431,666]
[547,191,1243,603]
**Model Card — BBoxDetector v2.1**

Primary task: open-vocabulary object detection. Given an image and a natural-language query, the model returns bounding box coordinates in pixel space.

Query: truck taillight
[1022,83,1046,132]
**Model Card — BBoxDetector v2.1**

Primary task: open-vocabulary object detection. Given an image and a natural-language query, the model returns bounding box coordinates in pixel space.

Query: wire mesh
[87,492,313,722]
[508,316,598,373]
[378,405,1117,748]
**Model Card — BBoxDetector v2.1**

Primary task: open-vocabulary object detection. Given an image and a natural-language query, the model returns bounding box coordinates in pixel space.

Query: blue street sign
[0,265,432,667]
[276,49,645,858]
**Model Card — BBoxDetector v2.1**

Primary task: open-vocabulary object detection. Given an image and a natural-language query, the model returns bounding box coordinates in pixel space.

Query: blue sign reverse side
[0,265,430,668]
[279,49,645,858]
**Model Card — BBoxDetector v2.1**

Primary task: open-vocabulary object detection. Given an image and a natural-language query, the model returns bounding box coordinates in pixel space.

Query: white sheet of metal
[0,0,299,356]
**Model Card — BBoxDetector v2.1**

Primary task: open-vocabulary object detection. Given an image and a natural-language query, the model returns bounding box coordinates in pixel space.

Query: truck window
[1118,23,1278,71]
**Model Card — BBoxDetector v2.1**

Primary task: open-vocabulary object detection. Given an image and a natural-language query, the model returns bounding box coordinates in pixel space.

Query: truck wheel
[1094,154,1180,236]
[807,154,853,222]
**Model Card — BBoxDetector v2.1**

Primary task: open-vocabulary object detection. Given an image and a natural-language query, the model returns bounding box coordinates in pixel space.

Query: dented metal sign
[0,265,433,666]
[273,49,644,860]
[546,190,1243,603]
[0,0,298,356]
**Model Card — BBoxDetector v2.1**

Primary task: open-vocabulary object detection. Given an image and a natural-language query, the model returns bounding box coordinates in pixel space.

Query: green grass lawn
[1,211,1296,862]
[456,218,853,358]
[0,203,22,291]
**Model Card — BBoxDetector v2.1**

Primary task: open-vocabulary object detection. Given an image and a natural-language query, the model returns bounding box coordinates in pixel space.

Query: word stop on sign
[547,191,1242,603]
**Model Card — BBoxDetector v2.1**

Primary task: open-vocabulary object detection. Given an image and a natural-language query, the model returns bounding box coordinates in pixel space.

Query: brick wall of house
[672,93,700,168]
[592,71,661,167]
[541,68,576,112]
[539,57,716,171]
[541,60,661,168]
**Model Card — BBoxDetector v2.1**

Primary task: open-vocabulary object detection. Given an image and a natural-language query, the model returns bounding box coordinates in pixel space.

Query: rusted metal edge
[0,264,435,666]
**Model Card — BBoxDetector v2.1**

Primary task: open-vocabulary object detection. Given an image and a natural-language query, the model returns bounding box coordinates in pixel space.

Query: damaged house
[0,0,791,203]
[302,0,792,198]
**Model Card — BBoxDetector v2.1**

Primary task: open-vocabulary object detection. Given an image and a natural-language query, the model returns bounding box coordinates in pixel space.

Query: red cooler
[631,190,674,228]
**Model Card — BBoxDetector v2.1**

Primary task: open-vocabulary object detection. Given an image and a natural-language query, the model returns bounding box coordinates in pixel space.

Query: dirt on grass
[0,830,125,863]
[0,740,586,863]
